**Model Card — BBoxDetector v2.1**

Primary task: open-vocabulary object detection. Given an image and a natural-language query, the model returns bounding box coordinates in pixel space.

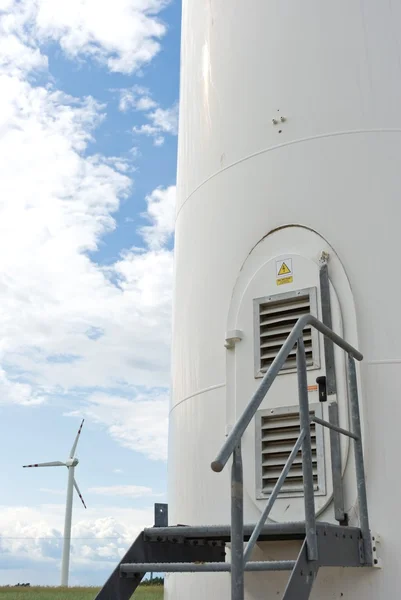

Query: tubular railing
[211,315,371,600]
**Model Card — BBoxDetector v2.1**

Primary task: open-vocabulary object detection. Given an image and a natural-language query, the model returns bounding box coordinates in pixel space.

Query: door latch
[316,376,327,402]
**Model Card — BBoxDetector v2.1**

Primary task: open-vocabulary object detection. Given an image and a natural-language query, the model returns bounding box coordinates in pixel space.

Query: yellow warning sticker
[276,258,293,285]
[278,262,291,276]
[277,276,293,286]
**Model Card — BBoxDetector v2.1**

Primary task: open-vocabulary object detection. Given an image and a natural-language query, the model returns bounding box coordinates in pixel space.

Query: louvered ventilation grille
[261,410,318,495]
[259,293,313,373]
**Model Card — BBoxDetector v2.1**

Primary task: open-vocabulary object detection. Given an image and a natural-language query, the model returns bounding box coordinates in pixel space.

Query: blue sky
[0,0,180,586]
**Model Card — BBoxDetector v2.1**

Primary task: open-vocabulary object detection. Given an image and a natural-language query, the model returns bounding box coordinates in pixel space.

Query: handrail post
[347,356,372,565]
[231,443,244,600]
[328,402,346,522]
[297,337,318,561]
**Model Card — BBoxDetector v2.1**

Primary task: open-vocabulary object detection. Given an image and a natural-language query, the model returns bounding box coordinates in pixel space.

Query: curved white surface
[169,1,401,597]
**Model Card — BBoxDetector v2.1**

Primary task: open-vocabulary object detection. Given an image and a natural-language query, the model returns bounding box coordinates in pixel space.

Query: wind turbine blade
[69,419,84,459]
[23,461,65,468]
[73,478,87,509]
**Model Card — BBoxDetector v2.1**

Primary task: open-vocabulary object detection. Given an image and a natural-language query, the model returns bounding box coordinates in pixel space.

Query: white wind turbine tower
[23,419,87,587]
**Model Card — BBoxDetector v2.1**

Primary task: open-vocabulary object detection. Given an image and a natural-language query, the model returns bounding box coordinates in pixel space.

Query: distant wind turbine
[23,419,87,587]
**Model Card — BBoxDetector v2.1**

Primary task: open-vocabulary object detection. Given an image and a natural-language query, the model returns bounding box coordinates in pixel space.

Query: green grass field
[0,586,163,600]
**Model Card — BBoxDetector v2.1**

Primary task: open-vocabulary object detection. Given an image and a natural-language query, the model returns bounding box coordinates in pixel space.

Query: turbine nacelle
[66,457,79,467]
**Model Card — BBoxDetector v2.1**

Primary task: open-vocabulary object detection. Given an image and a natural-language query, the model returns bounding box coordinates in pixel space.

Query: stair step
[144,521,307,542]
[120,560,296,574]
[95,521,367,599]
[143,521,362,543]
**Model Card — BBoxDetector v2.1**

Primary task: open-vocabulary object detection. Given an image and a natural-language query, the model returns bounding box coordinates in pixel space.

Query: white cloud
[0,79,134,396]
[136,95,158,111]
[119,89,137,113]
[118,85,178,145]
[0,3,176,453]
[0,3,46,77]
[140,185,176,249]
[88,485,154,498]
[1,0,169,75]
[39,489,65,496]
[133,123,159,136]
[0,503,153,582]
[133,103,178,142]
[69,390,170,461]
[0,34,46,76]
[118,85,157,112]
[0,368,44,406]
[149,105,178,134]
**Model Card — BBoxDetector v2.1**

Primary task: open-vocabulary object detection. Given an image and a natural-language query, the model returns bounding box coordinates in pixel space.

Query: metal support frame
[143,522,308,542]
[327,402,347,522]
[319,259,346,523]
[98,521,368,599]
[282,523,364,600]
[231,444,244,600]
[311,415,358,440]
[121,560,295,574]
[328,401,346,523]
[319,261,336,395]
[283,538,319,600]
[348,356,372,565]
[297,337,318,561]
[95,529,225,600]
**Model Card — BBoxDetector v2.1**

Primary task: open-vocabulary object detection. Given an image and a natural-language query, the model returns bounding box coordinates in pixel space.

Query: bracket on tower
[154,503,168,528]
[224,330,243,349]
[371,533,382,568]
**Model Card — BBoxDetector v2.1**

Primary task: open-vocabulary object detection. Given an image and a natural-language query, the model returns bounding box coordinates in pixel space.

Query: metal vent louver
[256,405,325,498]
[255,288,319,375]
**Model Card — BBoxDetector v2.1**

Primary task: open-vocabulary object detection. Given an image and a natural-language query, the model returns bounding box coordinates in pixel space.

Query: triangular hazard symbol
[278,262,291,276]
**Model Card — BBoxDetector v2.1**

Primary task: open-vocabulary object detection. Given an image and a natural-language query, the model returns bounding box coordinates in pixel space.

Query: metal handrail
[243,429,306,562]
[311,415,359,440]
[211,315,362,473]
[211,315,371,600]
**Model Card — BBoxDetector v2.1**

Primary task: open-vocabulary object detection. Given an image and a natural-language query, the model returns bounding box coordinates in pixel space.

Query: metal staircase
[95,314,373,600]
